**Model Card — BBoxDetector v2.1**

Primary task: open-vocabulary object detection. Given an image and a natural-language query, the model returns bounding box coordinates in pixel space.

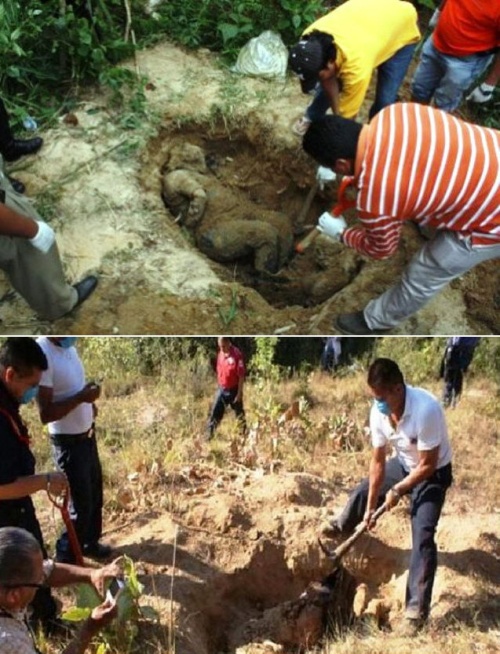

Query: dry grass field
[19,337,500,654]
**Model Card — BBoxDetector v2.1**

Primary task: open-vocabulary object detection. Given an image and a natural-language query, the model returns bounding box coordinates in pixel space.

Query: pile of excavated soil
[2,41,498,334]
[37,468,497,654]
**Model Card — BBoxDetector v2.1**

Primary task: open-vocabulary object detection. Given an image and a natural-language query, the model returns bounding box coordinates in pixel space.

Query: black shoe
[7,175,25,194]
[73,275,98,310]
[84,542,113,560]
[3,137,44,162]
[335,311,391,335]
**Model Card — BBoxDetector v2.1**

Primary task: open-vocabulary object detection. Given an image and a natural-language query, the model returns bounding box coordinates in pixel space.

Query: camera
[106,578,125,602]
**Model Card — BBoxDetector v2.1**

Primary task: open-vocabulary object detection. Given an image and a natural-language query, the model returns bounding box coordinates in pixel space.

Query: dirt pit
[153,124,364,310]
[2,40,498,334]
[108,472,414,654]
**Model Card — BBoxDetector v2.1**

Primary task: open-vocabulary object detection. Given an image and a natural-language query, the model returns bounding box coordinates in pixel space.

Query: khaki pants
[0,166,77,320]
[364,231,500,330]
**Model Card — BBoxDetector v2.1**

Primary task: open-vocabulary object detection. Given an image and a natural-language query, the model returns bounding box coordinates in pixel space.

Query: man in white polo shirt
[36,338,111,564]
[322,358,453,635]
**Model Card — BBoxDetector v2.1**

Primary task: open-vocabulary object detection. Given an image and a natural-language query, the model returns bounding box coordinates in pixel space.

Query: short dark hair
[304,30,337,69]
[367,358,405,388]
[303,115,363,168]
[0,527,41,586]
[0,338,48,377]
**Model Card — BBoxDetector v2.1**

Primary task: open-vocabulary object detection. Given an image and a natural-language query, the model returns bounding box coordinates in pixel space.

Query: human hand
[45,471,68,496]
[466,83,495,104]
[90,557,124,597]
[87,597,118,632]
[317,212,346,241]
[29,221,56,253]
[429,9,440,29]
[79,382,101,403]
[316,165,336,191]
[385,487,401,510]
[363,508,377,531]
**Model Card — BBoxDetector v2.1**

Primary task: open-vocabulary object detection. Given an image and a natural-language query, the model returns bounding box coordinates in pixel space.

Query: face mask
[58,337,77,349]
[20,385,39,405]
[374,398,391,416]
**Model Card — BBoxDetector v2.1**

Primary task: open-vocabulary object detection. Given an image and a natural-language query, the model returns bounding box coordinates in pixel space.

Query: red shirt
[434,0,500,57]
[217,345,245,390]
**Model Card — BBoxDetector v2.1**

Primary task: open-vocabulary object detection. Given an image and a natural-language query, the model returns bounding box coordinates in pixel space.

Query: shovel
[47,487,84,566]
[318,503,388,569]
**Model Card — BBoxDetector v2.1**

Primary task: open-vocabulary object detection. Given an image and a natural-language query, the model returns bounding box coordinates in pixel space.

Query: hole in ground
[158,123,362,309]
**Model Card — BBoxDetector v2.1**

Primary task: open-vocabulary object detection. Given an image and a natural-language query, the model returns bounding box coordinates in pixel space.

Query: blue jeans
[336,456,452,619]
[52,428,104,562]
[305,43,417,121]
[411,37,493,112]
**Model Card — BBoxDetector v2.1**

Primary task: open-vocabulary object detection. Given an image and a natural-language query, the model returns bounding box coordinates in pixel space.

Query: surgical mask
[58,337,77,349]
[374,398,391,416]
[20,385,39,404]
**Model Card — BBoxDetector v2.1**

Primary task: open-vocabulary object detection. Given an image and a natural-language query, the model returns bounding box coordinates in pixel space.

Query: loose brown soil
[1,41,498,334]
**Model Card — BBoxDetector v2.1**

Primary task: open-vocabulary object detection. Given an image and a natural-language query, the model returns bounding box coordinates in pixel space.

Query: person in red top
[302,102,500,334]
[411,0,500,111]
[206,337,247,440]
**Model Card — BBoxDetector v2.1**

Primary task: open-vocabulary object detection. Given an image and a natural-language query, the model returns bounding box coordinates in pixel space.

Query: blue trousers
[306,43,417,121]
[207,387,246,438]
[52,429,104,561]
[337,456,452,619]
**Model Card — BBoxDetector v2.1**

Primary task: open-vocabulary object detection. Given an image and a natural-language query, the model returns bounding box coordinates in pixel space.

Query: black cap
[288,39,324,93]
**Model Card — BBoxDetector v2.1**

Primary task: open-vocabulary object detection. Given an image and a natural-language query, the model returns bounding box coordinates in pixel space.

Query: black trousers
[0,498,58,624]
[51,430,104,561]
[207,386,247,437]
[337,457,453,620]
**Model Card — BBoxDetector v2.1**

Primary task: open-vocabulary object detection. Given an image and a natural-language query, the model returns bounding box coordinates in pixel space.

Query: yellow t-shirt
[303,0,421,118]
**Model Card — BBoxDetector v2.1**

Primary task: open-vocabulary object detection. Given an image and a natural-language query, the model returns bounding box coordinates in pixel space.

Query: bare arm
[62,601,117,654]
[484,51,500,87]
[392,446,439,497]
[365,446,387,516]
[318,68,341,115]
[235,375,244,404]
[48,558,123,595]
[37,383,100,424]
[0,473,67,501]
[0,203,38,238]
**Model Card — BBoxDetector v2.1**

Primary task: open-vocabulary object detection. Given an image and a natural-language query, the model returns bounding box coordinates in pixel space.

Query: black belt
[51,429,93,446]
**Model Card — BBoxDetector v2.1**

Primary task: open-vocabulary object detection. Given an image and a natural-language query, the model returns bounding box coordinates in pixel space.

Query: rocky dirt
[49,466,500,654]
[2,41,498,335]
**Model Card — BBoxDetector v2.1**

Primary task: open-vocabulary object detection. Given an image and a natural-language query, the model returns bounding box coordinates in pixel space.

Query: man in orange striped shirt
[302,102,500,334]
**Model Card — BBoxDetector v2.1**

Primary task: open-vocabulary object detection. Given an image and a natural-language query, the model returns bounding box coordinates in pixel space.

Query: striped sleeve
[343,213,403,259]
[356,103,500,247]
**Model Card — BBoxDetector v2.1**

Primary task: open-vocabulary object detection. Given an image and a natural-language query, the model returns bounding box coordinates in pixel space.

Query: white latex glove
[317,212,347,241]
[429,9,440,29]
[29,221,56,253]
[466,82,495,104]
[316,165,336,190]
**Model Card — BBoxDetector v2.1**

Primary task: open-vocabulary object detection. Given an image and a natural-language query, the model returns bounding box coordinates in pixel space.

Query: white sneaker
[292,116,312,136]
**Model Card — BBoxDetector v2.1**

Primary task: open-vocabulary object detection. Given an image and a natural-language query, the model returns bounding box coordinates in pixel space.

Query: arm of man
[62,600,117,654]
[318,67,341,115]
[0,202,39,238]
[235,374,244,404]
[342,213,404,260]
[37,383,100,424]
[47,558,123,595]
[0,473,67,501]
[365,445,387,523]
[391,446,439,499]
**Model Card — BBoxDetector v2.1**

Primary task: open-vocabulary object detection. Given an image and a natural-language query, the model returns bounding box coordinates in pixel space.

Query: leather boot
[3,137,43,162]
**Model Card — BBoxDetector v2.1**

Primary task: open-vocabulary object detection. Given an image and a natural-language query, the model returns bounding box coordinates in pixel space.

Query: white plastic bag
[232,31,288,79]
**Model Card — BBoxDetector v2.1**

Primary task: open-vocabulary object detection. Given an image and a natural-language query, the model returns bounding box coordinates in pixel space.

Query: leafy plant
[63,555,159,652]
